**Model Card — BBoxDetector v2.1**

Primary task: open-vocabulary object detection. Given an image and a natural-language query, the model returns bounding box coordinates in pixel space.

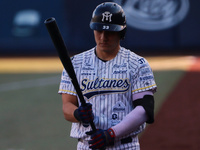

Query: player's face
[94,30,120,53]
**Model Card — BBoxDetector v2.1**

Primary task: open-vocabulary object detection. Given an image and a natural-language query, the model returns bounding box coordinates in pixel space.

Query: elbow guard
[133,95,155,124]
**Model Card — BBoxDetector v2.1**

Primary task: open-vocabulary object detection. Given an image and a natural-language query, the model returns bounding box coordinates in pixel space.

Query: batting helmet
[90,2,127,39]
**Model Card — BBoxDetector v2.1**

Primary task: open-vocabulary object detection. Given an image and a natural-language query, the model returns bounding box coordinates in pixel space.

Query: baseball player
[58,2,157,150]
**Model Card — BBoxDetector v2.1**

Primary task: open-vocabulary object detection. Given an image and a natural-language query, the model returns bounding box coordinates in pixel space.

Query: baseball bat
[44,17,96,132]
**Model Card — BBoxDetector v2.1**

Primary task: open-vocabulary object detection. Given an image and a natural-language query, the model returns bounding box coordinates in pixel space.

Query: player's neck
[95,46,120,61]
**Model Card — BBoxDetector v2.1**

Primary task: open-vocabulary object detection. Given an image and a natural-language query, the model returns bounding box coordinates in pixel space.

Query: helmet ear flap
[120,27,126,40]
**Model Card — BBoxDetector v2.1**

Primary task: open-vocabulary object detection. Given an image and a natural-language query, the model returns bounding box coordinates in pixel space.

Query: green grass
[0,73,77,150]
[0,71,185,149]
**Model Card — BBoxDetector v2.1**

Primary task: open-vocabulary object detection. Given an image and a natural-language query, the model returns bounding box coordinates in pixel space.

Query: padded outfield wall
[0,0,199,56]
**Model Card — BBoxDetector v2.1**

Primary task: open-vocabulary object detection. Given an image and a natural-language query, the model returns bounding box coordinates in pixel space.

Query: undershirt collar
[94,48,108,62]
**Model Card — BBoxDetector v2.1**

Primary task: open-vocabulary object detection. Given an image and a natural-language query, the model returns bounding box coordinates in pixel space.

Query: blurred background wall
[0,0,199,56]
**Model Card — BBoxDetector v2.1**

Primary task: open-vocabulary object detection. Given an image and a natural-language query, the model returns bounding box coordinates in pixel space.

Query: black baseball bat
[44,17,96,132]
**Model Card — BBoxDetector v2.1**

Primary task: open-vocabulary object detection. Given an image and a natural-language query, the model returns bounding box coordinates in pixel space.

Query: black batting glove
[74,103,94,127]
[86,128,115,149]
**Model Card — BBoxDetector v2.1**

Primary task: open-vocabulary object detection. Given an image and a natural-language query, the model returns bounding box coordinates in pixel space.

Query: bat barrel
[44,17,55,24]
[44,17,96,132]
[44,17,86,106]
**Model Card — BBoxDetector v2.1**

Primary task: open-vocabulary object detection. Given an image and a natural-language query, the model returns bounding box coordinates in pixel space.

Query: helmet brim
[90,22,126,32]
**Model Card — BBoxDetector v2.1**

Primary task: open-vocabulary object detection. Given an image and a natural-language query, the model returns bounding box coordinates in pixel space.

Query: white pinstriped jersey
[58,47,157,149]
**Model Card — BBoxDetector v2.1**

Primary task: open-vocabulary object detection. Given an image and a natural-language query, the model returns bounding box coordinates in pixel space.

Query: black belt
[78,136,132,144]
[121,136,132,144]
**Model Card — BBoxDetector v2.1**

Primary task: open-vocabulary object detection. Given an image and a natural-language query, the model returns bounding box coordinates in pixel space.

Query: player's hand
[86,128,115,149]
[74,103,94,127]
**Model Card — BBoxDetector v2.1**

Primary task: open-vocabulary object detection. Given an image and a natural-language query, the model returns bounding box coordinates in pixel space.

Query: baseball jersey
[58,46,157,141]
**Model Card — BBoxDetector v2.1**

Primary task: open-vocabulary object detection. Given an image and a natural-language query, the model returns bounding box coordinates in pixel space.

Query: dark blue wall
[0,0,199,56]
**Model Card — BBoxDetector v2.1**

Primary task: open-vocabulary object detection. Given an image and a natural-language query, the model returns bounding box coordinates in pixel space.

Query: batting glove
[86,128,115,149]
[74,103,94,127]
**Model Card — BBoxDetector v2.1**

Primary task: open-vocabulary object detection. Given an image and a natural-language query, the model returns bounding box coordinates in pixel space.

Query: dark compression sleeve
[133,95,155,124]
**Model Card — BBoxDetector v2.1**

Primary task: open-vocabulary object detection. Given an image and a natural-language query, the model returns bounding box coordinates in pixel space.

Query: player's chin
[98,43,111,49]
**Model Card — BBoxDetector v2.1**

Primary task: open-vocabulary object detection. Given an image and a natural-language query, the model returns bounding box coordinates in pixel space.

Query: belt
[78,136,132,144]
[121,136,132,144]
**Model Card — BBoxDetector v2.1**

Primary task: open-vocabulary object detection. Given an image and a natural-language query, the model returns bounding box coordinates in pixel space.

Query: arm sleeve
[111,90,155,137]
[111,106,148,138]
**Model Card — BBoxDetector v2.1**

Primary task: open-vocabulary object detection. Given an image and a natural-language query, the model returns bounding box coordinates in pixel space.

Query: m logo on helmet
[102,11,112,22]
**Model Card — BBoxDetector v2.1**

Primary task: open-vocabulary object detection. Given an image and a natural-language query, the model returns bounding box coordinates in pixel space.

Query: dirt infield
[0,57,63,73]
[140,58,200,150]
[0,56,196,73]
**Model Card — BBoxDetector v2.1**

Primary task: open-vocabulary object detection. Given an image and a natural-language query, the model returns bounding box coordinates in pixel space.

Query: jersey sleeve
[58,69,77,96]
[131,57,157,94]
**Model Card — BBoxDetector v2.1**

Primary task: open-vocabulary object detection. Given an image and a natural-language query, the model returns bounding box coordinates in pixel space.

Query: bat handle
[90,121,96,132]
